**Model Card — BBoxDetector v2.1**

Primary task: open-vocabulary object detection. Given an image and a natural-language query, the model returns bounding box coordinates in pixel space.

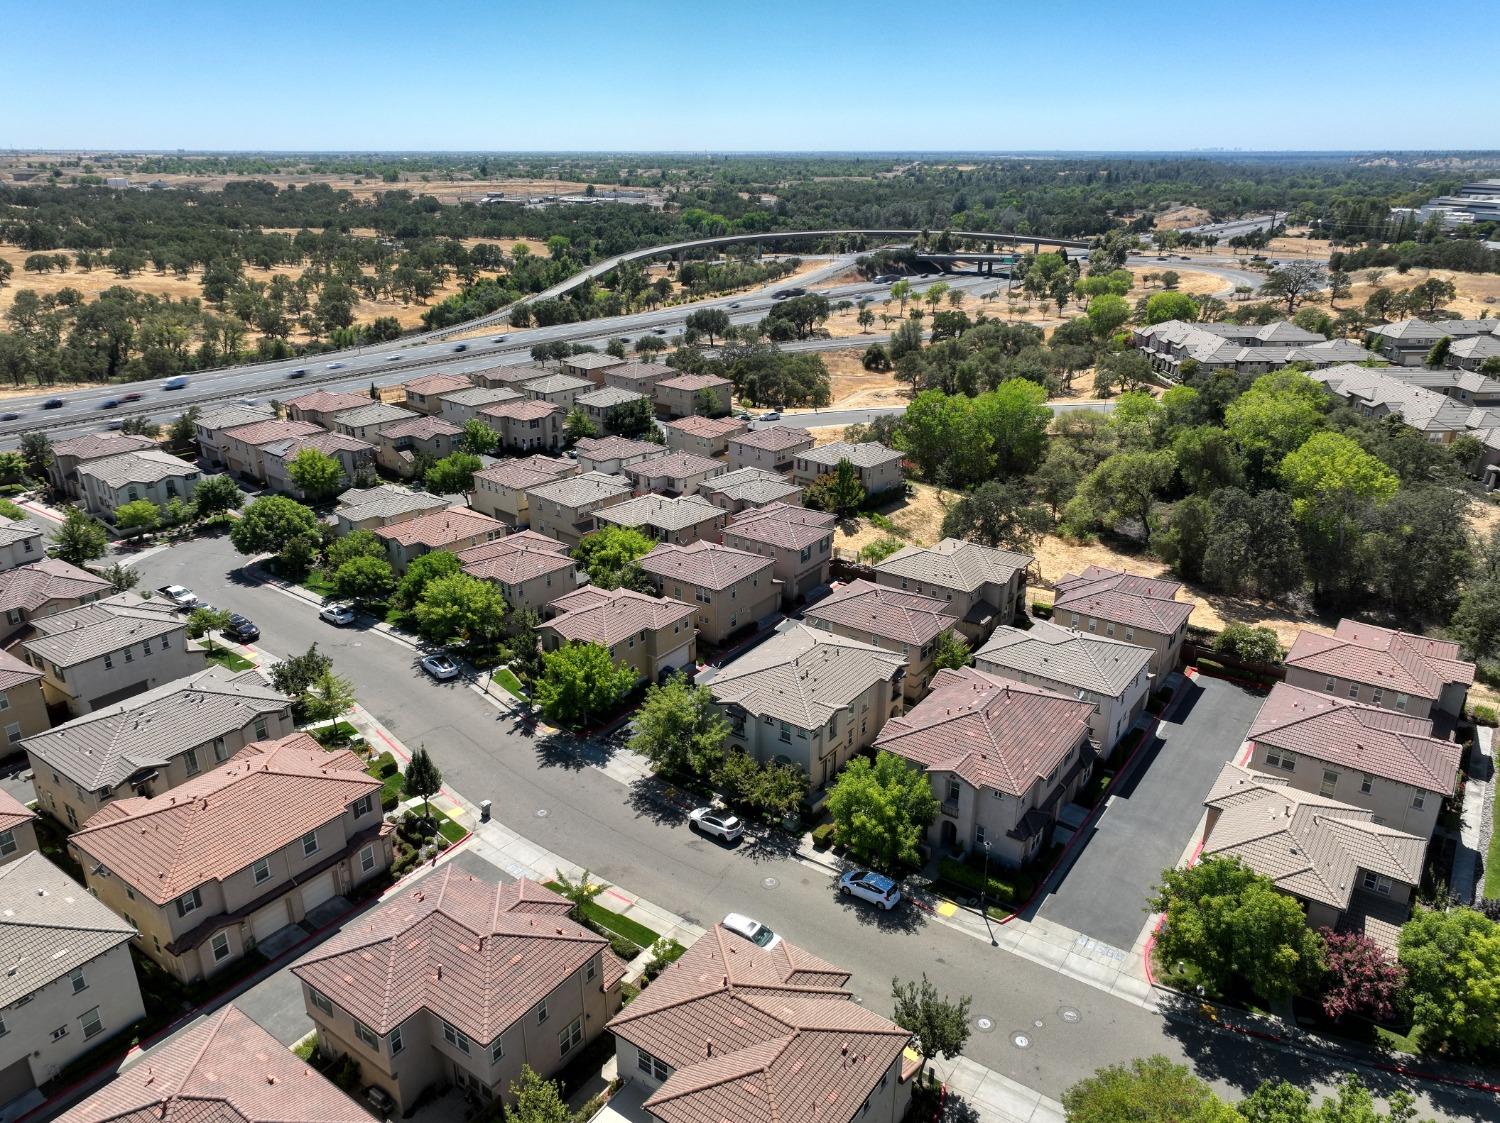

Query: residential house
[726,426,814,474]
[702,624,905,790]
[401,372,472,414]
[1200,762,1426,952]
[0,854,143,1105]
[653,373,731,419]
[560,352,624,385]
[70,735,390,985]
[791,441,904,498]
[471,363,552,390]
[723,502,836,605]
[1132,319,1377,377]
[975,620,1152,752]
[78,450,201,520]
[520,373,592,408]
[262,431,377,500]
[1366,318,1499,366]
[540,585,697,684]
[640,541,780,646]
[1283,620,1475,722]
[623,451,725,497]
[0,517,42,573]
[373,416,462,478]
[437,386,523,426]
[333,485,448,535]
[596,493,726,546]
[573,435,661,476]
[21,593,205,717]
[873,538,1031,644]
[477,398,564,452]
[374,507,505,573]
[0,649,47,750]
[469,455,577,527]
[193,403,276,470]
[802,579,959,703]
[0,788,37,864]
[23,665,293,828]
[1449,331,1500,373]
[606,925,913,1123]
[46,433,158,500]
[574,386,648,434]
[54,1004,367,1123]
[290,867,625,1114]
[601,360,675,395]
[1310,365,1500,451]
[698,467,802,513]
[874,667,1095,867]
[0,559,111,642]
[458,531,578,615]
[1243,683,1461,839]
[524,472,633,549]
[1051,566,1192,676]
[662,415,747,458]
[331,402,420,444]
[284,389,373,429]
[217,419,324,482]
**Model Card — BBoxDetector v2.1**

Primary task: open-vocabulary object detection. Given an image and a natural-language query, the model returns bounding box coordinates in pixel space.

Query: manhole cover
[761,876,779,890]
[1059,1007,1081,1024]
[974,1016,994,1033]
[1011,1032,1031,1049]
[535,808,549,818]
[1032,1018,1044,1028]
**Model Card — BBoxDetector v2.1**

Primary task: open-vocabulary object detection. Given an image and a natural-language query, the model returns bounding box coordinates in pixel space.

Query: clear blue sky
[5,0,1496,152]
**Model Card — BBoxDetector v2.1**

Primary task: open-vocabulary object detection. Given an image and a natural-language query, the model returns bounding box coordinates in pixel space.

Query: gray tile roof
[574,436,661,462]
[797,440,903,469]
[21,666,290,792]
[522,373,592,395]
[442,386,522,408]
[730,427,814,453]
[472,454,576,491]
[641,541,774,591]
[603,361,675,384]
[875,538,1031,594]
[0,852,137,1007]
[699,468,802,506]
[24,592,187,667]
[626,451,724,483]
[331,402,418,429]
[0,516,41,549]
[334,485,448,523]
[564,352,625,371]
[598,493,724,533]
[78,449,199,489]
[0,558,112,614]
[525,470,632,508]
[802,579,957,647]
[195,403,276,433]
[51,433,157,462]
[975,620,1152,697]
[575,386,646,408]
[1052,566,1192,635]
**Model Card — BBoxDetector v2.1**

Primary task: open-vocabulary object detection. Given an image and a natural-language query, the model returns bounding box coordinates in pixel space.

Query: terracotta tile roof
[574,436,661,462]
[598,494,725,534]
[57,1004,367,1123]
[24,592,186,667]
[797,440,903,469]
[472,455,576,491]
[21,665,291,792]
[729,427,814,453]
[1285,619,1474,701]
[725,502,836,550]
[641,541,774,592]
[576,386,647,408]
[657,374,731,392]
[1248,683,1462,795]
[284,389,372,416]
[543,585,696,647]
[0,785,35,834]
[403,372,472,397]
[264,431,374,462]
[222,419,323,447]
[70,741,379,905]
[0,852,137,1008]
[525,471,632,509]
[479,398,562,422]
[374,507,504,549]
[874,667,1093,798]
[376,416,461,441]
[975,619,1153,698]
[704,624,904,729]
[458,531,575,584]
[875,538,1031,596]
[334,485,448,524]
[51,433,158,461]
[1052,565,1192,635]
[665,416,747,439]
[79,450,199,489]
[803,580,957,647]
[0,558,112,614]
[291,866,626,1041]
[608,926,905,1123]
[0,646,42,693]
[626,451,724,484]
[1203,762,1425,912]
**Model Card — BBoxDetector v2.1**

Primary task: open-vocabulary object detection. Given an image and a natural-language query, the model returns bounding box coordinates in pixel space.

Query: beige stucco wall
[0,676,49,748]
[32,632,205,717]
[1281,666,1436,722]
[1244,741,1443,838]
[722,528,832,604]
[649,568,779,645]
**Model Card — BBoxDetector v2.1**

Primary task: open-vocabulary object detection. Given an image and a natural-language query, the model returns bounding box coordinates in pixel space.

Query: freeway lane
[121,534,1488,1120]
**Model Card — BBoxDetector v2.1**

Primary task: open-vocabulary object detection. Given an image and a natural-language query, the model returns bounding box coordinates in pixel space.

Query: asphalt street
[111,534,1490,1120]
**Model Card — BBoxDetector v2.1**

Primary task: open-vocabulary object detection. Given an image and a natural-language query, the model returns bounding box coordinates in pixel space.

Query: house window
[1087,619,1096,633]
[1394,693,1408,711]
[1411,791,1426,810]
[1320,770,1339,797]
[637,1049,672,1081]
[2,724,15,745]
[309,987,333,1015]
[211,932,231,962]
[947,778,961,803]
[301,830,318,856]
[0,830,13,856]
[1371,688,1383,706]
[1264,747,1296,772]
[1362,871,1392,895]
[1324,677,1336,693]
[355,1020,379,1049]
[77,1007,104,1041]
[353,794,373,818]
[162,634,170,649]
[360,846,376,874]
[536,1000,549,1025]
[213,737,229,763]
[255,719,268,739]
[1360,773,1374,795]
[558,1017,584,1056]
[69,967,87,993]
[1105,622,1115,637]
[1346,683,1360,701]
[184,748,200,775]
[442,1019,471,1055]
[50,1025,69,1042]
[253,857,271,884]
[1125,629,1134,642]
[779,722,792,743]
[0,1014,7,1039]
[176,887,203,917]
[490,1036,505,1063]
[389,1025,405,1056]
[123,646,133,663]
[585,955,597,983]
[103,652,113,669]
[975,825,986,846]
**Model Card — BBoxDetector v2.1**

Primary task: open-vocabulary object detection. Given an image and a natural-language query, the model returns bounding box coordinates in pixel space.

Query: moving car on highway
[162,376,188,390]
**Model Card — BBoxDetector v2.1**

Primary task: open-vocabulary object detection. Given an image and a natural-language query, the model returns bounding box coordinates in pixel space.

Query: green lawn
[435,810,468,844]
[302,570,337,598]
[311,720,361,747]
[205,647,255,672]
[493,667,525,698]
[1486,779,1500,899]
[545,882,661,949]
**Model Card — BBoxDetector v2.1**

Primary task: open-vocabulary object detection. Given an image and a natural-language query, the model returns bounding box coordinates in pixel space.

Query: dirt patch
[834,482,952,556]
[1153,206,1213,231]
[1127,267,1234,298]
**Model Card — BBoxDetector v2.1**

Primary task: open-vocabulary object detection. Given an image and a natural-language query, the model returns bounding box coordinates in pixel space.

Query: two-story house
[291,867,625,1114]
[791,441,904,498]
[0,788,38,864]
[623,451,725,497]
[802,579,959,703]
[726,426,814,474]
[477,399,564,453]
[330,403,420,444]
[723,502,836,605]
[78,450,201,521]
[874,667,1095,867]
[217,419,324,482]
[46,433,158,500]
[697,467,802,513]
[596,493,726,546]
[1243,683,1460,840]
[520,373,592,408]
[1283,620,1475,724]
[193,403,276,470]
[70,735,390,985]
[374,507,505,573]
[23,665,293,828]
[573,436,661,476]
[640,541,780,646]
[573,387,649,434]
[0,854,143,1104]
[21,593,206,717]
[873,539,1031,645]
[373,416,462,478]
[540,585,697,685]
[468,455,578,528]
[437,386,524,426]
[662,415,747,458]
[0,559,111,643]
[471,363,552,390]
[261,431,377,500]
[976,621,1153,754]
[524,472,634,549]
[1050,566,1192,677]
[401,372,472,414]
[333,485,448,535]
[601,360,674,395]
[652,374,731,419]
[0,517,44,573]
[458,531,578,616]
[284,389,374,429]
[560,352,624,385]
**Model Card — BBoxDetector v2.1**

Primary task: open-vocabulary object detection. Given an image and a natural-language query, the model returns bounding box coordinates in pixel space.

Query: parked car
[837,869,902,910]
[237,397,258,407]
[420,652,461,681]
[722,912,780,949]
[688,807,743,843]
[319,602,356,626]
[759,411,781,421]
[42,398,64,409]
[729,302,741,308]
[287,368,307,379]
[158,584,199,610]
[222,614,260,643]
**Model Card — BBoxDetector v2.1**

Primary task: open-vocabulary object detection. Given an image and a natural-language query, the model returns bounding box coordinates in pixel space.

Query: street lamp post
[980,839,996,946]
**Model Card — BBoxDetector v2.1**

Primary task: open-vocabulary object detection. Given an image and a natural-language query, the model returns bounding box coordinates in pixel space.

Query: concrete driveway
[1035,675,1265,951]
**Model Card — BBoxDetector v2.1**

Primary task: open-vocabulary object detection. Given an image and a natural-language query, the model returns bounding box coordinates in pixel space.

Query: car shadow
[830,889,927,933]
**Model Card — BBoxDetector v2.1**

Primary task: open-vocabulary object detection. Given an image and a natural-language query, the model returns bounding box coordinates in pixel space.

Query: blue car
[837,869,902,910]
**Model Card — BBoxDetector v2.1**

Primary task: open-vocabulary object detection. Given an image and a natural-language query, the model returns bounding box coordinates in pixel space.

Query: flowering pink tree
[1318,929,1404,1022]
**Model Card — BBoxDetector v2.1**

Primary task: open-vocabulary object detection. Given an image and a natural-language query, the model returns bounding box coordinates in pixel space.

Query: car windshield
[751,924,776,947]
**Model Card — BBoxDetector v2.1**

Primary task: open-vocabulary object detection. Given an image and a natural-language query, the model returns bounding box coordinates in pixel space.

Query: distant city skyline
[8,0,1499,152]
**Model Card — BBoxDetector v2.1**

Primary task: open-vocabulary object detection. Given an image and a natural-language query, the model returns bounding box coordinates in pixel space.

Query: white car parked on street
[688,807,743,843]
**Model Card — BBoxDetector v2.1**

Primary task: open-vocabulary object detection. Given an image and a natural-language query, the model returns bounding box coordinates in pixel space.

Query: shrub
[1212,623,1284,666]
[372,752,398,778]
[643,938,686,981]
[1032,601,1053,619]
[936,857,1033,909]
[1471,704,1498,727]
[810,822,837,850]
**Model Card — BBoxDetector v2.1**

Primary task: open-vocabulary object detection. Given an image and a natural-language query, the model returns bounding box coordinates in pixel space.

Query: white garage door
[301,869,337,911]
[251,901,291,944]
[657,642,693,677]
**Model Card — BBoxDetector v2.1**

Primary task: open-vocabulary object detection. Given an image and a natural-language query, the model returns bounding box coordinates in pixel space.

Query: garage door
[0,1057,35,1106]
[251,900,291,944]
[656,642,693,678]
[301,869,337,911]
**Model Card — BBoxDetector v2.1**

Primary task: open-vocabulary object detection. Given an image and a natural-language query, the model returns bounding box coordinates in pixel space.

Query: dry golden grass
[1340,268,1500,320]
[1127,267,1234,298]
[833,482,952,556]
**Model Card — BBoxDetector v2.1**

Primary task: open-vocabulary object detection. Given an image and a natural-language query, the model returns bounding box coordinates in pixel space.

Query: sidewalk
[932,1055,1065,1123]
[1451,726,1493,904]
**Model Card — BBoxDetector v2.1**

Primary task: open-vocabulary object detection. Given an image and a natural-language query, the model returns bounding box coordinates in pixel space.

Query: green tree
[99,561,140,593]
[1171,426,1245,494]
[826,751,938,870]
[629,673,728,777]
[268,644,333,702]
[1085,294,1131,339]
[113,499,160,537]
[715,752,807,819]
[412,572,505,651]
[563,408,599,445]
[19,432,51,482]
[939,481,1050,553]
[186,606,232,654]
[1224,368,1329,473]
[333,555,395,605]
[536,642,637,730]
[890,974,971,1081]
[1238,1074,1428,1123]
[1143,291,1199,324]
[804,459,865,517]
[423,451,482,494]
[507,1065,570,1123]
[931,629,970,671]
[394,550,461,609]
[51,507,109,566]
[1212,623,1282,665]
[1062,1056,1237,1123]
[685,307,730,345]
[1280,431,1400,516]
[573,525,656,591]
[459,417,499,456]
[609,396,657,439]
[1397,907,1500,1056]
[286,446,346,503]
[229,495,319,556]
[404,746,443,819]
[327,529,386,571]
[1066,449,1177,544]
[300,666,356,725]
[191,472,242,519]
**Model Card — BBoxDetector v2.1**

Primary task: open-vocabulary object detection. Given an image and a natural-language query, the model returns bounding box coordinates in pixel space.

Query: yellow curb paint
[936,901,958,918]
